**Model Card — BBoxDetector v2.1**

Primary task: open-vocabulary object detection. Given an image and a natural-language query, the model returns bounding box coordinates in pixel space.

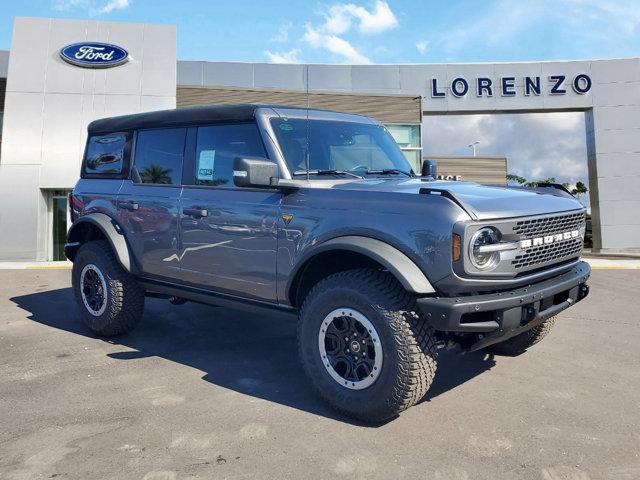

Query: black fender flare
[65,213,136,274]
[289,235,435,296]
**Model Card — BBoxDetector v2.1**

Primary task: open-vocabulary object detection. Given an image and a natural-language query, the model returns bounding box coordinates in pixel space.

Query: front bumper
[417,261,591,351]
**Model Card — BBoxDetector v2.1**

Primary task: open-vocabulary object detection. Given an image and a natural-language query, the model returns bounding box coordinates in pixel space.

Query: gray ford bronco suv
[66,104,590,422]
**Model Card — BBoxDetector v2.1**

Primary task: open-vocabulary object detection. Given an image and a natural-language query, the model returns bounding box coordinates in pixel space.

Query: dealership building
[0,16,638,261]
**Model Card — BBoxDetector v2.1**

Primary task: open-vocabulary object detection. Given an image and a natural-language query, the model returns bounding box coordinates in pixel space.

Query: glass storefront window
[401,150,422,172]
[385,124,422,172]
[385,124,421,148]
[52,195,67,261]
[46,189,70,261]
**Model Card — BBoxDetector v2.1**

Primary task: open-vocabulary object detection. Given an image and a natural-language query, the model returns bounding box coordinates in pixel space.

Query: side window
[133,128,186,185]
[84,133,127,176]
[194,123,267,187]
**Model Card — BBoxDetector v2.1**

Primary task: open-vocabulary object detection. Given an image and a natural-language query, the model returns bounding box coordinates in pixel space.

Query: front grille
[510,211,586,270]
[512,237,583,269]
[513,212,585,238]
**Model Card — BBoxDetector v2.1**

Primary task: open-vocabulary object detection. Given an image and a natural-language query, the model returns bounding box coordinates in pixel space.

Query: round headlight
[469,227,501,270]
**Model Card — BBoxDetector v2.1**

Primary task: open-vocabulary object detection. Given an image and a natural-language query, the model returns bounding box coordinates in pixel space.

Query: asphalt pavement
[0,268,639,480]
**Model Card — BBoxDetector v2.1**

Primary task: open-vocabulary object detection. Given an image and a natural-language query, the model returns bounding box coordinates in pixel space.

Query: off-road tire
[298,269,438,422]
[72,240,144,336]
[488,316,557,356]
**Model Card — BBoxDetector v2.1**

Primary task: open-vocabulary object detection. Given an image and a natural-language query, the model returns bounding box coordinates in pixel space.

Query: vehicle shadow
[11,287,496,426]
[421,350,496,403]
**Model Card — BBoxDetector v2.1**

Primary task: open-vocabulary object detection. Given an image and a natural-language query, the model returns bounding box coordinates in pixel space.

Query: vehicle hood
[328,178,585,220]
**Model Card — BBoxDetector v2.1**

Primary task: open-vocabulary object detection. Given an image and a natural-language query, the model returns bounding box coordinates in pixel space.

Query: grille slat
[512,238,583,269]
[513,212,585,238]
[511,212,585,270]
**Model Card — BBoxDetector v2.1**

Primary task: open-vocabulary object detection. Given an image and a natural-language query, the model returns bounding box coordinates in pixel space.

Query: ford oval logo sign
[59,42,129,68]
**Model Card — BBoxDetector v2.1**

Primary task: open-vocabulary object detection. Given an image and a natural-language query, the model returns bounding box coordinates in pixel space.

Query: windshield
[270,118,414,177]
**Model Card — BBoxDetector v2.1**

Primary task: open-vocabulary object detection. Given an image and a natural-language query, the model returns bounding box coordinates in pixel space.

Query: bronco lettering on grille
[519,229,580,249]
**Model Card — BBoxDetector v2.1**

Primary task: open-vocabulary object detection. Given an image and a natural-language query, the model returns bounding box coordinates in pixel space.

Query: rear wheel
[488,317,556,356]
[72,240,144,336]
[298,269,438,422]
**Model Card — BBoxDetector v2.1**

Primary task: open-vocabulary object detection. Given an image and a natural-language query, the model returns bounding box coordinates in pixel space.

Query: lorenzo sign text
[431,74,592,98]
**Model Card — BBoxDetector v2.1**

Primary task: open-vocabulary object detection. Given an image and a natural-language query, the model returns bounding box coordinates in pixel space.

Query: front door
[178,123,281,302]
[117,127,186,280]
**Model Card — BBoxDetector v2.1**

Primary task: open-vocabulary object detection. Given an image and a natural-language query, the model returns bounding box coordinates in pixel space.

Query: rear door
[178,123,281,302]
[117,127,186,280]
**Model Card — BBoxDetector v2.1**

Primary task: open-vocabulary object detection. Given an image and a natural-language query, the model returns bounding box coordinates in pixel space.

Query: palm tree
[140,164,172,184]
[571,181,588,200]
[507,173,588,199]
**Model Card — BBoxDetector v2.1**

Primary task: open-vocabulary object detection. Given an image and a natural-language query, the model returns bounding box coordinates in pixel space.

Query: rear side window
[194,123,267,187]
[84,133,127,176]
[133,128,186,185]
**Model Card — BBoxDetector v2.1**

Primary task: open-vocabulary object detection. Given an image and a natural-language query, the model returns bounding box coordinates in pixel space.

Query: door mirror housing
[233,157,279,188]
[421,159,438,178]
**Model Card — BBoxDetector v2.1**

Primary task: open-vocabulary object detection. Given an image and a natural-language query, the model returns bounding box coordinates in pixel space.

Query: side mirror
[233,157,279,188]
[421,159,437,178]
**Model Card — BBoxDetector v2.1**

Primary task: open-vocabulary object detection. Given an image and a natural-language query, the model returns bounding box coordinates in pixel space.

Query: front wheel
[72,240,145,336]
[298,269,438,422]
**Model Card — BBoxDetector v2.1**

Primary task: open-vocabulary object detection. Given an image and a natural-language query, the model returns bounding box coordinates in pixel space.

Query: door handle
[183,208,208,218]
[119,202,139,211]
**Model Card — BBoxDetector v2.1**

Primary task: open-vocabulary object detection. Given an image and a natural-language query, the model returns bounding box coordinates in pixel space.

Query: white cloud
[265,2,398,65]
[429,0,640,60]
[416,40,429,55]
[434,2,539,55]
[98,0,129,14]
[564,0,640,36]
[303,24,371,64]
[54,0,130,15]
[53,0,81,10]
[264,48,301,63]
[271,22,292,43]
[526,111,582,132]
[300,1,396,64]
[323,1,398,35]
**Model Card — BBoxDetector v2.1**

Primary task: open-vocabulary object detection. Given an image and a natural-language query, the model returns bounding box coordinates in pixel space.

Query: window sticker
[279,123,294,132]
[197,150,216,181]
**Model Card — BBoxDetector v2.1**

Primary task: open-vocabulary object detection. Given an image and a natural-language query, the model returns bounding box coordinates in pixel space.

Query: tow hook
[435,339,457,351]
[169,296,187,305]
[577,284,590,301]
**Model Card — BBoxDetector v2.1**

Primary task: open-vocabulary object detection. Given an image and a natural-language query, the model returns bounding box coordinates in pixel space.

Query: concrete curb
[0,261,73,270]
[585,259,640,270]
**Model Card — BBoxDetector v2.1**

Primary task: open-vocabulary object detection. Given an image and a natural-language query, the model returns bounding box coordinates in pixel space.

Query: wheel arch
[287,235,435,308]
[65,213,136,274]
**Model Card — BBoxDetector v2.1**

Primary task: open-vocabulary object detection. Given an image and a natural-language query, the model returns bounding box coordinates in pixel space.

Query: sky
[1,0,639,205]
[1,0,638,63]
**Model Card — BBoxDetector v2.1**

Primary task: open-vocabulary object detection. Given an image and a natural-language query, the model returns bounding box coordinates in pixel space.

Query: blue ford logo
[59,42,129,68]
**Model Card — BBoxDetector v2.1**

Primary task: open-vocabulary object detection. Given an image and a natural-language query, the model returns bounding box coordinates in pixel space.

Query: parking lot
[0,268,639,480]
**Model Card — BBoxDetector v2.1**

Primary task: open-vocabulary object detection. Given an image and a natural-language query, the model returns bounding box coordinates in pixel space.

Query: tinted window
[84,133,126,175]
[133,128,186,185]
[194,123,266,187]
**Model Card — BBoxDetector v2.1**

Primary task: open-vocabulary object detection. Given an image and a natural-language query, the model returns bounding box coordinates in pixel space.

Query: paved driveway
[0,269,638,479]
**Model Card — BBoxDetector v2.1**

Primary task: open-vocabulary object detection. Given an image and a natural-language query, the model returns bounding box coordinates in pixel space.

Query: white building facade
[0,16,638,260]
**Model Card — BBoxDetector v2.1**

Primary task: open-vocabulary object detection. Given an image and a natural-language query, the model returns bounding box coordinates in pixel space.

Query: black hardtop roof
[87,104,364,134]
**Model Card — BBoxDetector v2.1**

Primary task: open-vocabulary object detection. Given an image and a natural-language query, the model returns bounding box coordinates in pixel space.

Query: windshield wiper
[292,169,364,179]
[365,169,414,177]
